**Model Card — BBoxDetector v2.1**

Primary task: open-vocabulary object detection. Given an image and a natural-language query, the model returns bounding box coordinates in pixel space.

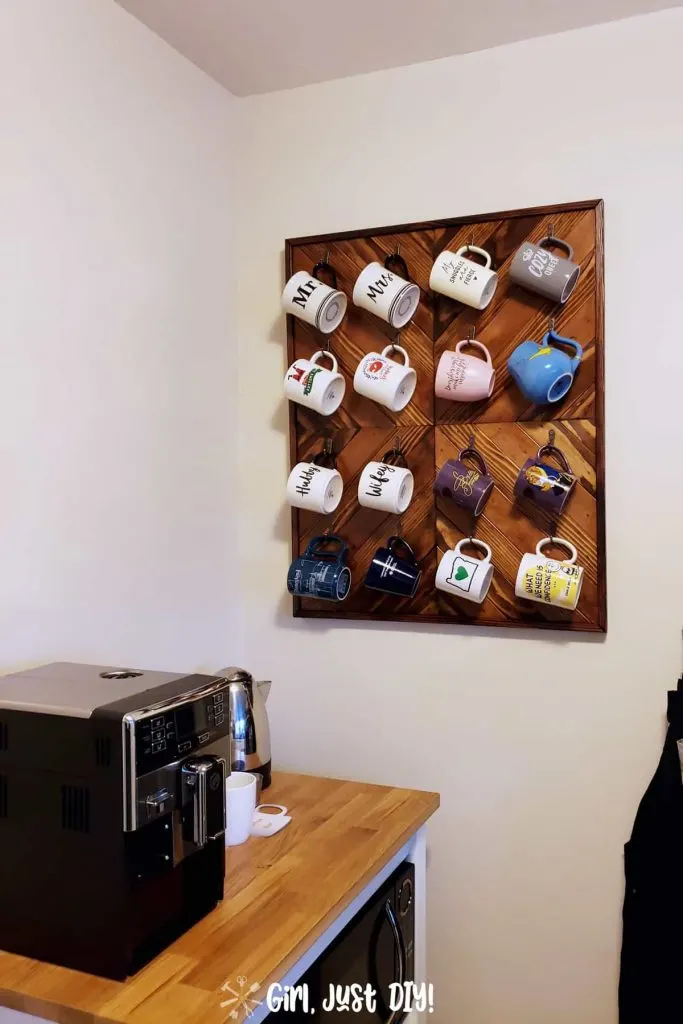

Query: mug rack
[284,199,606,632]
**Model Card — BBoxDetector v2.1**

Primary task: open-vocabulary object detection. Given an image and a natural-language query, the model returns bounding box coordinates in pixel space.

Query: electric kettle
[219,667,272,789]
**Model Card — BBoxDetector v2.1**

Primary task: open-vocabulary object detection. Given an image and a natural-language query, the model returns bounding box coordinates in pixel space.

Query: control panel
[134,687,229,775]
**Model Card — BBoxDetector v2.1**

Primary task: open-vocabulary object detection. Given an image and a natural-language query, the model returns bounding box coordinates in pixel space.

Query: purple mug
[434,444,493,517]
[515,442,576,515]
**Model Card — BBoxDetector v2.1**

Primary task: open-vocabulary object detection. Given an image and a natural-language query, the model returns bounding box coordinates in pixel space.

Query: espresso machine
[0,663,232,979]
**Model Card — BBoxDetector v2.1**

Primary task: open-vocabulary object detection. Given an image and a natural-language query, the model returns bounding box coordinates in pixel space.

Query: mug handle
[310,349,339,374]
[454,537,492,562]
[312,260,338,289]
[381,343,410,367]
[456,444,489,478]
[454,339,493,366]
[536,536,577,564]
[305,534,348,562]
[535,442,572,475]
[455,244,492,270]
[387,535,417,563]
[539,236,574,261]
[384,252,410,280]
[381,447,408,468]
[544,330,583,369]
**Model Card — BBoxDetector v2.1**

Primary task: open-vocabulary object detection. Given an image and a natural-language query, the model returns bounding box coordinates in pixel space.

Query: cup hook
[548,428,556,447]
[323,437,334,457]
[548,223,555,239]
[468,433,476,450]
[390,331,401,355]
[467,325,476,342]
[548,315,556,333]
[394,242,401,257]
[324,248,330,264]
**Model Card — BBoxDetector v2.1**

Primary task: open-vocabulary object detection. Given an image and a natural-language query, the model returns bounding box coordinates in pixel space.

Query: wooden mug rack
[284,199,606,632]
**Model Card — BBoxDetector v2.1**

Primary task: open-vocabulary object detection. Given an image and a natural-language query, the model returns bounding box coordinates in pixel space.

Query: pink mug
[435,340,495,402]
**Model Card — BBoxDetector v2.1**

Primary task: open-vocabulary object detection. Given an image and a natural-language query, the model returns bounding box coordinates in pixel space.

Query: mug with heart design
[281,260,347,334]
[364,536,422,598]
[286,446,343,514]
[284,350,345,416]
[515,536,584,610]
[436,538,494,604]
[507,330,583,405]
[435,339,495,402]
[358,448,414,514]
[353,253,420,329]
[515,441,576,516]
[287,534,351,602]
[434,444,493,517]
[510,235,580,304]
[353,344,417,412]
[429,245,498,310]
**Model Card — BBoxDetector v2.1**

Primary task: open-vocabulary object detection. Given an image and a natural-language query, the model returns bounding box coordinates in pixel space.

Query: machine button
[214,713,225,726]
[152,729,164,741]
[151,717,165,730]
[151,740,167,753]
[198,732,210,745]
[178,740,192,753]
[213,693,224,706]
[146,789,172,818]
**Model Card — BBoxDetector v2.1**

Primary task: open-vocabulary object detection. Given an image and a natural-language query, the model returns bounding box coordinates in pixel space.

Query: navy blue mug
[364,536,421,598]
[287,535,351,602]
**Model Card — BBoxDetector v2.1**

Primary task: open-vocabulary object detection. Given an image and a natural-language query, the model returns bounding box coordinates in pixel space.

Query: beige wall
[237,11,683,1022]
[0,0,242,674]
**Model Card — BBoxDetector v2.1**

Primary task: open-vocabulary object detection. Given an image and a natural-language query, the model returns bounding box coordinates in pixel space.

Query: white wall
[238,10,683,1023]
[0,0,241,674]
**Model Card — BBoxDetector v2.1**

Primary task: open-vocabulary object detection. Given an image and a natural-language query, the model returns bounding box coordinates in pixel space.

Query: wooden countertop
[0,772,439,1024]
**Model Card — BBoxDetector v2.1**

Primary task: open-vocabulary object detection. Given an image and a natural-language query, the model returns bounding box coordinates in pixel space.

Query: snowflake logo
[521,247,534,262]
[220,976,262,1020]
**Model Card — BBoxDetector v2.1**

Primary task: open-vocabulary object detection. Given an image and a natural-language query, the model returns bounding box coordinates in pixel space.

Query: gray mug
[510,236,580,304]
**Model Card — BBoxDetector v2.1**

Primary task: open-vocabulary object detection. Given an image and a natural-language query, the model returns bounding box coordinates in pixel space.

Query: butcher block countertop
[0,772,439,1024]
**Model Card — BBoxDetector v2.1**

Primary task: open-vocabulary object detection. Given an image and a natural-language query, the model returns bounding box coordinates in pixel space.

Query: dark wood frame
[285,200,606,632]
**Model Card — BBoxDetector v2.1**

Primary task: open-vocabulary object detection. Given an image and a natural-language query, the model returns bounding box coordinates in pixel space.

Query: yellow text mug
[515,537,584,611]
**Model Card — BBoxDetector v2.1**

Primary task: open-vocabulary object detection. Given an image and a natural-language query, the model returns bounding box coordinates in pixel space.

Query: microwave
[269,861,414,1022]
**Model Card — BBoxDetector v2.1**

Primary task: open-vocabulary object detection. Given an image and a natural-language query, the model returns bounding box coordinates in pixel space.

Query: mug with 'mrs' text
[358,449,414,514]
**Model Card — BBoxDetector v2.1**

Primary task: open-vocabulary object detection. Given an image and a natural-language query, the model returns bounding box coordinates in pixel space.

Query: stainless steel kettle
[218,667,272,789]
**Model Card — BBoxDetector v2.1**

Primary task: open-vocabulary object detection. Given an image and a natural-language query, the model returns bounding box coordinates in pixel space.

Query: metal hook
[324,248,330,264]
[395,433,403,454]
[548,428,556,447]
[325,335,332,353]
[548,223,555,238]
[549,316,556,332]
[467,325,476,341]
[469,232,475,248]
[468,433,476,450]
[323,437,333,456]
[389,331,401,355]
[394,242,401,257]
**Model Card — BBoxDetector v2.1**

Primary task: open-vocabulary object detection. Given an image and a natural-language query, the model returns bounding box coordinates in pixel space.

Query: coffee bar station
[0,663,439,1024]
[283,199,606,632]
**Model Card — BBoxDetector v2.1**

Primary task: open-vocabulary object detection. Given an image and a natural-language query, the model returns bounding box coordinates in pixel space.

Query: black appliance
[270,861,414,1022]
[0,662,232,979]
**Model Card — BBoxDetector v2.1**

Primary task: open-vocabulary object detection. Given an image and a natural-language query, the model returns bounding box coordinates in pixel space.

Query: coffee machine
[0,663,232,979]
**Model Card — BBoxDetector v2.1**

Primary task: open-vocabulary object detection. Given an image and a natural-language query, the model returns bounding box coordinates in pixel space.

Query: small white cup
[430,245,498,310]
[353,345,417,412]
[286,460,343,513]
[436,538,494,603]
[284,350,345,416]
[353,261,420,329]
[281,269,347,334]
[358,458,414,514]
[225,771,257,847]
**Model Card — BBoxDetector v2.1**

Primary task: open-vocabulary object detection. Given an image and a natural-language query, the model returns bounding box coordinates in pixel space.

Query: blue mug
[364,536,421,598]
[287,535,351,602]
[507,330,583,405]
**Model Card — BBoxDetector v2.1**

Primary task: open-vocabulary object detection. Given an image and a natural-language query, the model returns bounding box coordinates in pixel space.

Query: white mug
[353,345,417,412]
[358,456,414,514]
[436,538,494,603]
[353,260,420,329]
[225,771,257,847]
[286,459,343,514]
[284,350,345,416]
[430,245,498,310]
[515,537,584,611]
[281,269,347,334]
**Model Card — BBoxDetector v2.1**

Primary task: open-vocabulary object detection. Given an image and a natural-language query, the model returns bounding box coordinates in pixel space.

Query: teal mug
[507,330,583,405]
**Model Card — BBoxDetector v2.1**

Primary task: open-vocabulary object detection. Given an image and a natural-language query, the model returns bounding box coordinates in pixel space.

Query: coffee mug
[287,535,351,602]
[429,245,498,310]
[515,536,584,610]
[284,350,345,416]
[286,448,343,514]
[364,536,421,598]
[353,344,417,412]
[353,253,420,329]
[510,236,580,305]
[435,340,495,402]
[436,538,494,604]
[224,772,257,847]
[358,449,414,514]
[507,330,583,405]
[515,443,576,516]
[434,445,493,517]
[281,262,347,334]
